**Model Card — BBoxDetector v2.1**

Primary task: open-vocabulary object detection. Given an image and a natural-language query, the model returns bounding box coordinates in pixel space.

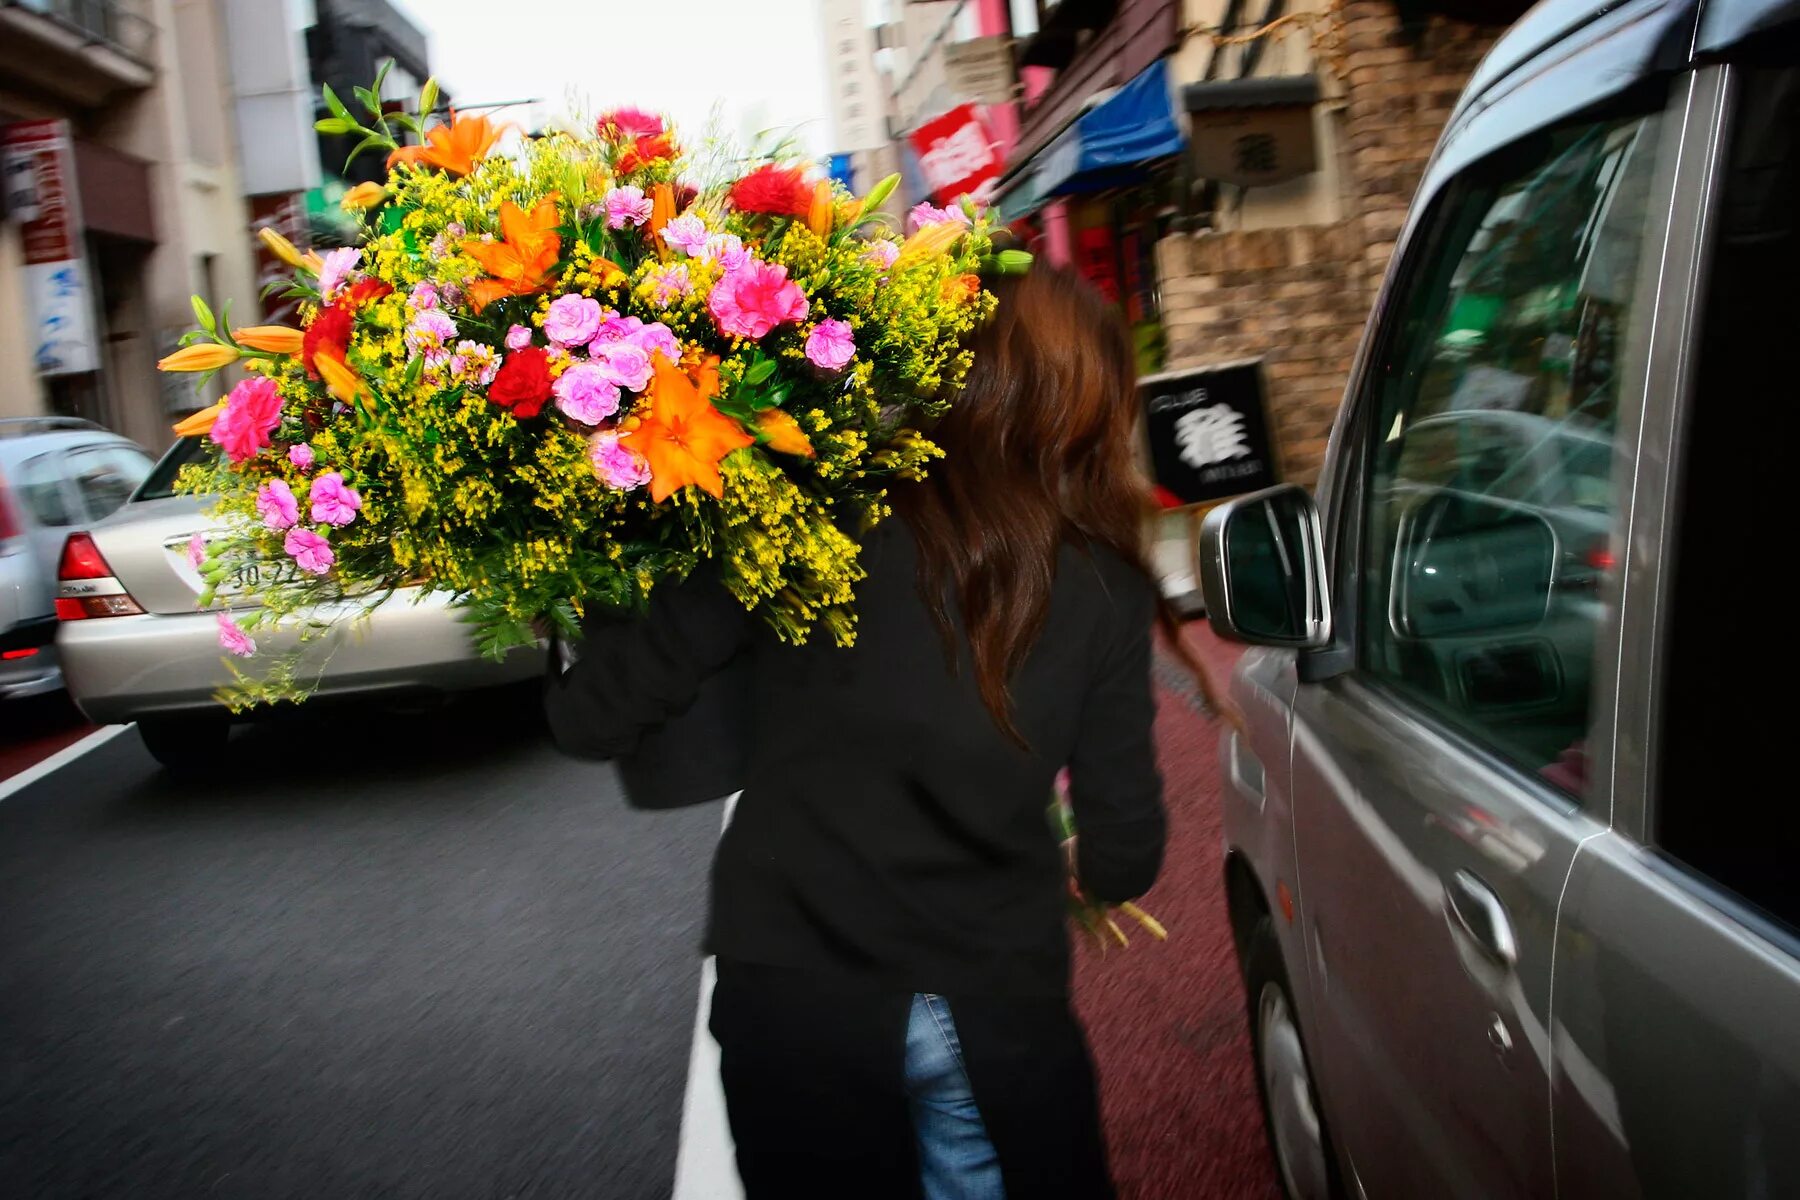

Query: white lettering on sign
[1175,403,1252,469]
[1148,386,1209,414]
[920,122,997,194]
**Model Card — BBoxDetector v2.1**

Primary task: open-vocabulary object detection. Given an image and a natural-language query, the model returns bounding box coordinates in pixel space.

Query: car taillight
[0,471,21,550]
[56,532,146,620]
[1584,542,1617,572]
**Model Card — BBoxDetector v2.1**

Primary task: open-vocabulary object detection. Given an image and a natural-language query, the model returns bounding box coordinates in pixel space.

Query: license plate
[218,559,300,597]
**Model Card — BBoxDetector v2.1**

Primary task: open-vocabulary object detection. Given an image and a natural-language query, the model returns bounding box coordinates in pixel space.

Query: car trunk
[85,494,242,616]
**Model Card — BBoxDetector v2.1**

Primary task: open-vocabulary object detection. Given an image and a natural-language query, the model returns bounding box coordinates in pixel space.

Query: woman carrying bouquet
[546,265,1171,1199]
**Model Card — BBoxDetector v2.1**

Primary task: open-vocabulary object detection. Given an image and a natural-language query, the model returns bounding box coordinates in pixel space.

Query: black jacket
[544,519,1165,998]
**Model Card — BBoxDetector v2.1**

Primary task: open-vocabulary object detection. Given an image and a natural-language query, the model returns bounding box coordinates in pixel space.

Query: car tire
[137,713,230,774]
[1244,915,1346,1200]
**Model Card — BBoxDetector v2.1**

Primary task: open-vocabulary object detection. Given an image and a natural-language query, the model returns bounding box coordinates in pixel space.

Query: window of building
[1656,62,1798,933]
[1357,107,1670,794]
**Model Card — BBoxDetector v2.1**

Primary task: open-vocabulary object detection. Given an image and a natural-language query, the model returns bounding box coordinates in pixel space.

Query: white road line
[672,795,743,1200]
[0,724,133,804]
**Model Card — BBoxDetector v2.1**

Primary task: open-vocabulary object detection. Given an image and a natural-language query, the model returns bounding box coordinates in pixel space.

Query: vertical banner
[3,120,98,376]
[908,104,1002,207]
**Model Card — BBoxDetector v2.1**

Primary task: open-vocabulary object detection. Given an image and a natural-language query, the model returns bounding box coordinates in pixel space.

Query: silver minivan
[1199,0,1798,1196]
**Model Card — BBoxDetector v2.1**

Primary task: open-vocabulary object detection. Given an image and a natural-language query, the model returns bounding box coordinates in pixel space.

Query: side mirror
[1198,484,1331,649]
[1390,490,1556,639]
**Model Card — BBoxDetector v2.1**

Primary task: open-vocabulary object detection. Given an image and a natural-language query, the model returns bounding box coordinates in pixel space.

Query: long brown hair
[896,264,1204,743]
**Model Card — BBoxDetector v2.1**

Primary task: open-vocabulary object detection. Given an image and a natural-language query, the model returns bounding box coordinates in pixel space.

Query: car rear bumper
[58,590,544,723]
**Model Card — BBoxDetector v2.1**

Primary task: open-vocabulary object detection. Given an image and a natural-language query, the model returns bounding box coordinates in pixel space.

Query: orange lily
[386,111,506,177]
[806,180,835,241]
[315,354,369,405]
[171,402,224,437]
[235,325,306,355]
[623,356,755,503]
[649,183,676,256]
[754,409,815,458]
[157,343,240,372]
[461,198,562,313]
[341,181,386,210]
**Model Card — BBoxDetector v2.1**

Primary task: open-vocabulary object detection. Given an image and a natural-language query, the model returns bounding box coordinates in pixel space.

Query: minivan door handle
[1444,870,1518,968]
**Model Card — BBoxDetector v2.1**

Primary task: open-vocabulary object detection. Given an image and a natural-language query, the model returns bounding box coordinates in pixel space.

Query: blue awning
[1034,57,1183,197]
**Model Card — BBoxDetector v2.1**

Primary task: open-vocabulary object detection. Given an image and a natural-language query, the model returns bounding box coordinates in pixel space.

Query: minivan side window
[1358,110,1668,795]
[1657,64,1796,933]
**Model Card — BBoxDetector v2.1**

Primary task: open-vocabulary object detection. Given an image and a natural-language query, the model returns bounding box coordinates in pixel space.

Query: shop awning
[1033,57,1184,197]
[991,57,1183,223]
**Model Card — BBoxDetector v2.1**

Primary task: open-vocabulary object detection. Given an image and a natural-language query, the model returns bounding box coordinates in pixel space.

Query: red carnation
[302,302,354,379]
[618,132,676,175]
[487,346,553,418]
[729,164,812,217]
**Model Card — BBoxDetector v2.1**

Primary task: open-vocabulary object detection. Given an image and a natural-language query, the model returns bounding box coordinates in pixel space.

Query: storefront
[994,57,1184,374]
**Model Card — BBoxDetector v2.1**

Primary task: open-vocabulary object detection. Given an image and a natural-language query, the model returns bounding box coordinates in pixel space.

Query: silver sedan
[57,438,543,770]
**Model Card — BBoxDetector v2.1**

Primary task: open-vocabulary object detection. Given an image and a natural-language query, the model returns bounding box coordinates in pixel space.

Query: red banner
[908,104,1002,206]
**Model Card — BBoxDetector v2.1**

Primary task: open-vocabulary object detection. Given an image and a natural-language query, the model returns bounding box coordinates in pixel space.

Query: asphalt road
[0,685,722,1200]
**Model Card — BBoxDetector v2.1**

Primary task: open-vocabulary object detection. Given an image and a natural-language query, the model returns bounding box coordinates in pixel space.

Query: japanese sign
[909,104,1002,206]
[1187,105,1317,189]
[944,37,1015,107]
[819,0,886,154]
[1140,361,1278,506]
[3,120,98,376]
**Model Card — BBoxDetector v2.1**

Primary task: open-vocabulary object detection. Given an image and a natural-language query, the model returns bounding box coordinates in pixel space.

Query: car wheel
[137,713,230,774]
[1245,915,1344,1200]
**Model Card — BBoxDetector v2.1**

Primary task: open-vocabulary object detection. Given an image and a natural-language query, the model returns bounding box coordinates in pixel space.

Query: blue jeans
[906,993,1005,1200]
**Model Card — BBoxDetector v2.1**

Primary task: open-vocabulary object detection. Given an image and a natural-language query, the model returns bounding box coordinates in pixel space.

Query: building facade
[2,0,261,451]
[1158,0,1515,485]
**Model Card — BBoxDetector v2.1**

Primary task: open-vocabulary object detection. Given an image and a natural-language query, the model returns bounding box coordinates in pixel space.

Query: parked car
[56,436,543,770]
[1199,1,1798,1197]
[0,416,156,700]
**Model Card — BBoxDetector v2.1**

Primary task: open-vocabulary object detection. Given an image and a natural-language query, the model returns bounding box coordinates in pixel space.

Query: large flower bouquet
[160,76,1017,705]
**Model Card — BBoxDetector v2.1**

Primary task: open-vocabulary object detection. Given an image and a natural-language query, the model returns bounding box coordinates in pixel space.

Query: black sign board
[1140,360,1278,506]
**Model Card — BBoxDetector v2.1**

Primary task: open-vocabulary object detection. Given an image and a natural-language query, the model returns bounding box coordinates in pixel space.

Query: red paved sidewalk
[1073,623,1273,1199]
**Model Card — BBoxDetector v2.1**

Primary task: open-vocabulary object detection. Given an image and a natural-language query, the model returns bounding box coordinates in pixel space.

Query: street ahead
[0,685,721,1199]
[0,640,1276,1200]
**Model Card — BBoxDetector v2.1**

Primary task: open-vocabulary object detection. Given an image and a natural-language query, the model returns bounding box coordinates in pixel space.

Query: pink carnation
[552,363,623,425]
[309,471,362,527]
[700,232,751,272]
[605,186,654,230]
[646,264,692,307]
[708,260,809,341]
[256,478,300,530]
[217,612,256,658]
[506,324,534,350]
[449,339,501,386]
[210,376,284,464]
[288,443,315,471]
[408,281,439,310]
[591,339,653,392]
[634,321,682,364]
[907,201,971,233]
[661,214,709,256]
[588,430,652,490]
[317,247,360,302]
[861,240,899,270]
[185,532,206,569]
[283,527,334,575]
[597,107,665,139]
[804,319,856,371]
[544,294,603,348]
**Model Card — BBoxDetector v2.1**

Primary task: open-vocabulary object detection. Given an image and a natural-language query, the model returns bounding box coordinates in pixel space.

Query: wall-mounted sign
[820,0,887,154]
[1140,360,1278,506]
[1183,75,1320,189]
[944,36,1016,107]
[909,104,1002,205]
[3,120,99,377]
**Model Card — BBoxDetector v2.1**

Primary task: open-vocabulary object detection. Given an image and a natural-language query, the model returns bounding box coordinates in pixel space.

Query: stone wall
[1156,3,1502,485]
[1157,224,1368,484]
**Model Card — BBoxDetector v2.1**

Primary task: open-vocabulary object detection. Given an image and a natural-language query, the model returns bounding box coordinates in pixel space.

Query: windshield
[135,436,213,501]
